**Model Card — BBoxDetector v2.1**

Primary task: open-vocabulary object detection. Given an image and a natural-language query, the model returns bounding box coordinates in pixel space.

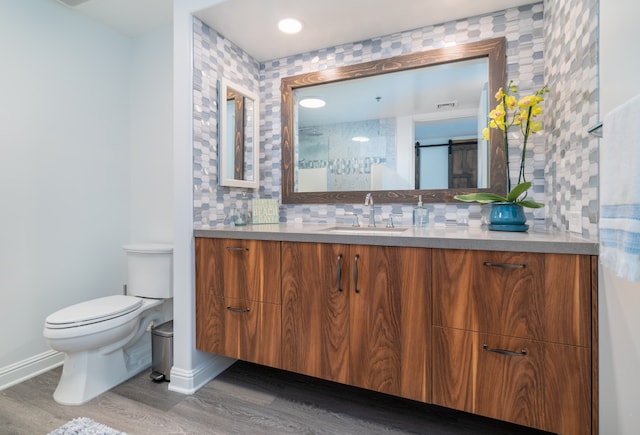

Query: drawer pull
[483,344,527,357]
[482,261,526,269]
[226,246,249,251]
[354,254,360,293]
[337,253,344,292]
[226,306,251,313]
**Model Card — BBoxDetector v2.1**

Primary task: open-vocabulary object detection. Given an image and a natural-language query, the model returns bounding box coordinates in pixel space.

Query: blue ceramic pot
[489,202,526,226]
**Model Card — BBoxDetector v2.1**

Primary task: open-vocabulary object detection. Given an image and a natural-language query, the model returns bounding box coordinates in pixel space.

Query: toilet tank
[122,243,173,299]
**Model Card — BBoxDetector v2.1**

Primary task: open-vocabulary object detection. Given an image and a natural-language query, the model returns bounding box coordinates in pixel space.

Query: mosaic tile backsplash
[193,4,551,229]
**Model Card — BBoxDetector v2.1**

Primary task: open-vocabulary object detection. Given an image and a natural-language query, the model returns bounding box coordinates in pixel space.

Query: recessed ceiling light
[278,18,303,34]
[352,136,370,143]
[299,98,325,109]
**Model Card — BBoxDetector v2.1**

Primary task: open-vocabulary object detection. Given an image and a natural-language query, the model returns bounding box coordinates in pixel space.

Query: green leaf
[506,181,532,202]
[515,200,545,209]
[454,193,508,204]
[455,181,545,208]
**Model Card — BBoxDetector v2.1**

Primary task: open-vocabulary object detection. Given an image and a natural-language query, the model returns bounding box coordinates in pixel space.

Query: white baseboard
[0,350,64,391]
[1,349,236,395]
[168,354,236,395]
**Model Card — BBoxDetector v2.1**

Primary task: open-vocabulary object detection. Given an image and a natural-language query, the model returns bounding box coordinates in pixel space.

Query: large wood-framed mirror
[281,37,506,204]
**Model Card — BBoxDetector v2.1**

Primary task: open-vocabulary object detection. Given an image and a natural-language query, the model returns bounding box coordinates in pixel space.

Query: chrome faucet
[364,193,376,227]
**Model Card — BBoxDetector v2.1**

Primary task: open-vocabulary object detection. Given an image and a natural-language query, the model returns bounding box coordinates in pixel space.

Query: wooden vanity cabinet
[195,238,282,368]
[195,236,596,435]
[431,249,593,435]
[281,242,430,402]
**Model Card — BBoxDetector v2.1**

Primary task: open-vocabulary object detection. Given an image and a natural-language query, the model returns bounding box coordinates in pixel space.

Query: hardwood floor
[0,360,551,434]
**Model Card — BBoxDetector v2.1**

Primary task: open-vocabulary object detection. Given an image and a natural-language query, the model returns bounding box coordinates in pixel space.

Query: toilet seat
[45,295,143,329]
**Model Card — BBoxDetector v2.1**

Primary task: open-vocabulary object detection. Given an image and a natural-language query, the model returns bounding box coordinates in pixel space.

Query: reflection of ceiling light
[278,18,303,34]
[299,98,326,108]
[437,101,457,109]
[352,136,370,142]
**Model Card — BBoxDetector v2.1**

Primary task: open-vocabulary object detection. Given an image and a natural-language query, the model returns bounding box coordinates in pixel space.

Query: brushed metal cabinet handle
[483,343,527,357]
[482,261,526,269]
[354,254,360,293]
[337,253,343,292]
[226,306,251,313]
[226,246,249,251]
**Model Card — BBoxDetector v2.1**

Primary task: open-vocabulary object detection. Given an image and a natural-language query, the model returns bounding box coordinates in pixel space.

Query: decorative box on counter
[252,199,280,224]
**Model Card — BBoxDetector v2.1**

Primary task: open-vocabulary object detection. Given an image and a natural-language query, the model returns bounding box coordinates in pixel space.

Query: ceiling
[61,0,535,61]
[56,0,173,36]
[296,57,487,127]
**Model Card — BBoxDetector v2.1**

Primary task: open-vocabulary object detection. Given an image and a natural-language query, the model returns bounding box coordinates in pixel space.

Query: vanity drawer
[432,326,590,434]
[195,237,281,304]
[197,297,282,368]
[432,249,590,346]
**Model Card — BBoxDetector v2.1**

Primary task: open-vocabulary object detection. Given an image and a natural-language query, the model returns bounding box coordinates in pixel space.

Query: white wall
[170,0,235,395]
[129,27,174,243]
[598,1,640,433]
[599,0,640,115]
[0,0,173,388]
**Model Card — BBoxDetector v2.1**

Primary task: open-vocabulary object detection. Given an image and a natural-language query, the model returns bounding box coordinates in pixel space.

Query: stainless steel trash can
[150,320,173,382]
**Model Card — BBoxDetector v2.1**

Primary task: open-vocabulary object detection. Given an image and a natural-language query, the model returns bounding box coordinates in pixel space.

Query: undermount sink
[322,226,408,235]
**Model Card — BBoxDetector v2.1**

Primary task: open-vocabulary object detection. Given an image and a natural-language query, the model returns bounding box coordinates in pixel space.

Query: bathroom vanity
[194,225,598,435]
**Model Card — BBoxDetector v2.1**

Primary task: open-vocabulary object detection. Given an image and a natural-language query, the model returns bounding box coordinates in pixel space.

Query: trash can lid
[152,320,173,337]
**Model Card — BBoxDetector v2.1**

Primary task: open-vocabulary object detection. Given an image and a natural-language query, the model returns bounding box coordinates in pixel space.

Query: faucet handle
[346,212,360,227]
[364,192,373,205]
[386,213,403,228]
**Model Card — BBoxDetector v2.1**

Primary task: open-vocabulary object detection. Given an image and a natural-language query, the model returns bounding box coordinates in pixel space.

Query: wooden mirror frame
[281,37,506,204]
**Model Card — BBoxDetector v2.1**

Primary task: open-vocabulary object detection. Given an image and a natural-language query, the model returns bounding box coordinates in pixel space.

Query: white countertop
[195,223,599,255]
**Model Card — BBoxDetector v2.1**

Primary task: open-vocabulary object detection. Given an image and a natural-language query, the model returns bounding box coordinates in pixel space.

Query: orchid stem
[518,106,533,185]
[502,95,511,193]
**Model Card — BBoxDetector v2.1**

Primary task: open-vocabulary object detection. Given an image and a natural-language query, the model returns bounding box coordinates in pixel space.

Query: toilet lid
[45,295,143,329]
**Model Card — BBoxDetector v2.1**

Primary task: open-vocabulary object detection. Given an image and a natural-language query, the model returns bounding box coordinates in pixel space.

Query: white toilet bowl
[43,243,172,405]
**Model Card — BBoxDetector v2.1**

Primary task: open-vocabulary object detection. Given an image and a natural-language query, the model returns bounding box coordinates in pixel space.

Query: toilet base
[53,333,153,405]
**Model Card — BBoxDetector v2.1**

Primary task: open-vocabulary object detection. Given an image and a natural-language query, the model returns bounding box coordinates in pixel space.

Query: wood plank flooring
[0,360,551,434]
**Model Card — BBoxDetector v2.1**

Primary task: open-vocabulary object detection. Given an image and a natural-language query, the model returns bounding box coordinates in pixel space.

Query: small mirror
[219,78,260,188]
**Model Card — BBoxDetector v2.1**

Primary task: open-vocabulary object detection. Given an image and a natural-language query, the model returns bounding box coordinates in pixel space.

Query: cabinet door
[281,242,349,383]
[281,242,430,403]
[195,238,282,367]
[349,244,430,402]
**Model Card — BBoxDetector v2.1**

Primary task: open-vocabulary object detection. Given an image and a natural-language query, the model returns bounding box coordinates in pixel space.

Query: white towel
[600,94,640,282]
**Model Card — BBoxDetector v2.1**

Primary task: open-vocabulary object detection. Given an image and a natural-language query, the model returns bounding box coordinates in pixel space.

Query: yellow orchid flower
[529,121,542,133]
[484,81,548,191]
[518,94,537,107]
[531,105,542,116]
[456,82,549,209]
[505,95,517,109]
[482,127,490,140]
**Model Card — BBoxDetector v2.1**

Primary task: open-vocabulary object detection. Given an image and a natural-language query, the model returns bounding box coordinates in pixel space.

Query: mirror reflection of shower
[294,57,490,193]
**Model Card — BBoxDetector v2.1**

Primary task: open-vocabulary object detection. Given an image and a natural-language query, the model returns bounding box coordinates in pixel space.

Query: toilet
[43,243,173,405]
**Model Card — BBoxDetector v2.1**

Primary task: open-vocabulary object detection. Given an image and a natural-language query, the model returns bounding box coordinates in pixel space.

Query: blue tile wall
[193,3,547,229]
[543,0,599,238]
[192,19,261,228]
